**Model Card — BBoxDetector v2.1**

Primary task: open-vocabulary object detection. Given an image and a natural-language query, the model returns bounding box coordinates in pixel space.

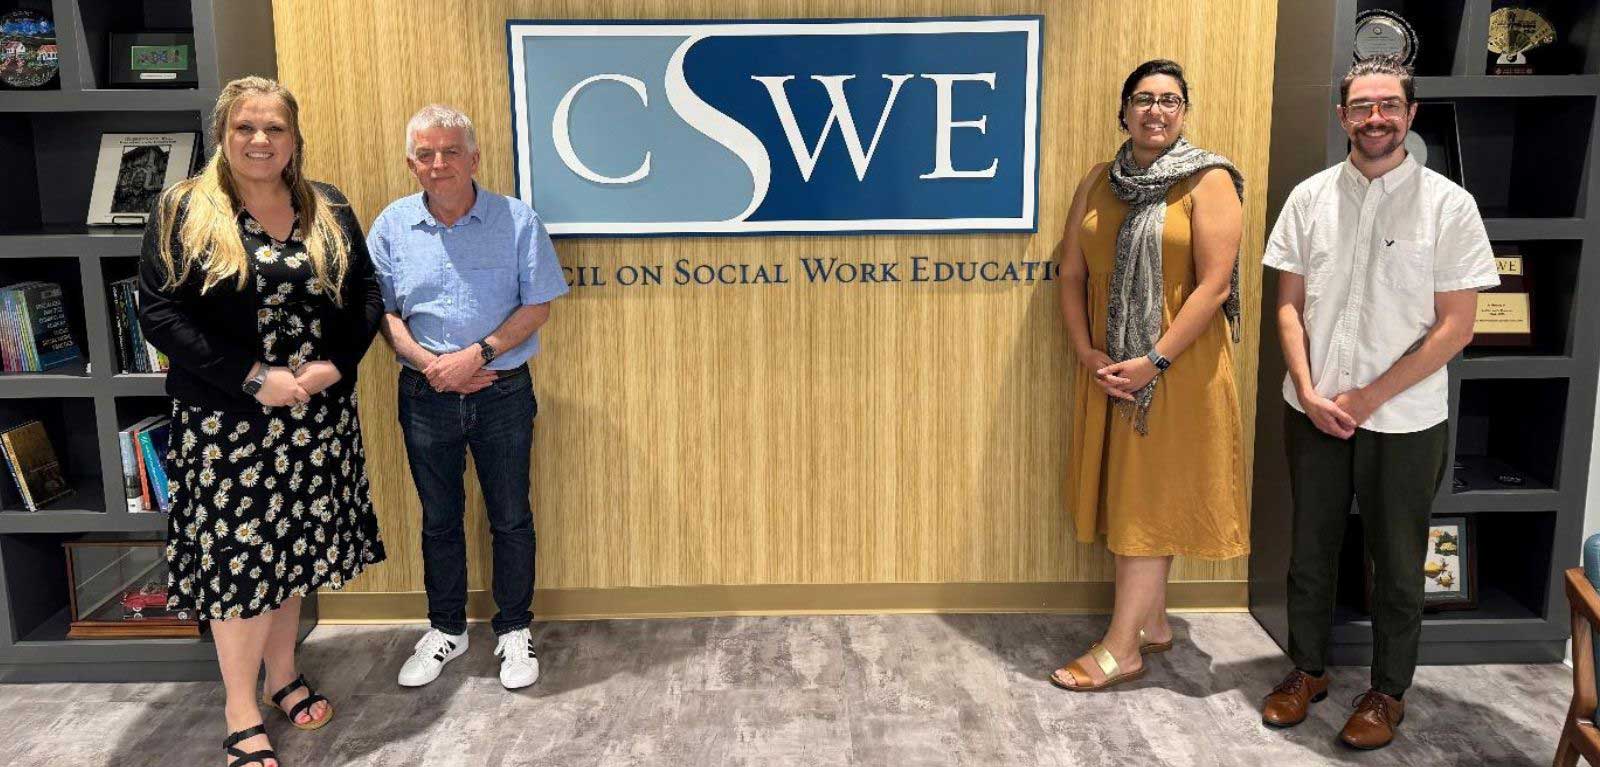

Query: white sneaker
[494,628,540,689]
[397,628,468,687]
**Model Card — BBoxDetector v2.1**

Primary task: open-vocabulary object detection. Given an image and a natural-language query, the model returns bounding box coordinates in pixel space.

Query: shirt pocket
[1374,238,1433,292]
[462,267,517,315]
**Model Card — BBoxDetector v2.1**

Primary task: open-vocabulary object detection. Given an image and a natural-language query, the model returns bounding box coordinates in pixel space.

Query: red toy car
[120,583,169,618]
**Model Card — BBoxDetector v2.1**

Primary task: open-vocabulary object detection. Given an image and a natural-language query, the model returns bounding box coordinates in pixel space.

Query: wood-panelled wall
[271,0,1278,606]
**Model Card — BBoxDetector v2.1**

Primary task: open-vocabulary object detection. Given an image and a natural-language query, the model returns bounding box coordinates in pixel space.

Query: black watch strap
[478,340,497,363]
[242,364,268,395]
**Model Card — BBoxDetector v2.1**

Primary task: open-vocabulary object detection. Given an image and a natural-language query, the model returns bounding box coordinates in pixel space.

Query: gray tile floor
[0,613,1573,766]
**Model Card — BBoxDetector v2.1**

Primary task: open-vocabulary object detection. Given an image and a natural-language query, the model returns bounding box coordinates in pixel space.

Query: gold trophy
[1489,7,1555,75]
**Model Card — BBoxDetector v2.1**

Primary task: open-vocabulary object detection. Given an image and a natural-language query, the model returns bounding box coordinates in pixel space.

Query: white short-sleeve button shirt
[1263,155,1499,434]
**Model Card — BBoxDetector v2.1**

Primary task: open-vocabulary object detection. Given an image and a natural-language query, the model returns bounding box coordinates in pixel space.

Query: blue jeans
[398,365,536,636]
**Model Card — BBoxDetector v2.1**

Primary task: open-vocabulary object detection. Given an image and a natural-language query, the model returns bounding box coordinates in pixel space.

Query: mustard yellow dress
[1066,168,1249,559]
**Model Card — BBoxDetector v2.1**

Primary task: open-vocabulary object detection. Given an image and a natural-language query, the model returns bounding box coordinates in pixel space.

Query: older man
[368,104,568,690]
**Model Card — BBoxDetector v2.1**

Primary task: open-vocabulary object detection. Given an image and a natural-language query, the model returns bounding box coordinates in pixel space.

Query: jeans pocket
[400,370,429,398]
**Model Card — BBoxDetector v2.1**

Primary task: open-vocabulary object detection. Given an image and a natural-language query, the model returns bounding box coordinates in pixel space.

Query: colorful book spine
[0,427,35,510]
[116,429,140,512]
[137,425,168,511]
[109,279,132,374]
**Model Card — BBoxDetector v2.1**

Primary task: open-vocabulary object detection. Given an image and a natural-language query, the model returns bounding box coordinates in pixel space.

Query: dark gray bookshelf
[1252,0,1600,665]
[0,0,284,682]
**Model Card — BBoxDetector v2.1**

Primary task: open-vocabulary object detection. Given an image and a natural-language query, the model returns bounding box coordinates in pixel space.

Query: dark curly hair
[1340,55,1415,105]
[1119,59,1190,131]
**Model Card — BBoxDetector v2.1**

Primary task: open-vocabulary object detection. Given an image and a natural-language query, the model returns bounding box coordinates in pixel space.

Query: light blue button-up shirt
[368,183,569,370]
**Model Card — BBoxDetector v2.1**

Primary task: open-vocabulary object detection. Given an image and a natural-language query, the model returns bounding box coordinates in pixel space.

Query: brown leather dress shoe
[1262,669,1330,727]
[1340,689,1405,749]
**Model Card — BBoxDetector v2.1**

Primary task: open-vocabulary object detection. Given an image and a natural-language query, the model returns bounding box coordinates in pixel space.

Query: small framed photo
[87,132,199,226]
[1363,515,1478,613]
[1422,515,1477,611]
[107,32,197,88]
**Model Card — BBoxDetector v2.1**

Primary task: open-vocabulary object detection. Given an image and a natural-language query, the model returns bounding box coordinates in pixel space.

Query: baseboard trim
[318,581,1248,623]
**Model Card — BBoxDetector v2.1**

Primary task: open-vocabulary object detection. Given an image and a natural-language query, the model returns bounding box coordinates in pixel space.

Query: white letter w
[751,74,912,182]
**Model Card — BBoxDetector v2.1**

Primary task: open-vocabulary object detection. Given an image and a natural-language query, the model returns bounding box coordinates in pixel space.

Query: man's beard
[1352,125,1406,161]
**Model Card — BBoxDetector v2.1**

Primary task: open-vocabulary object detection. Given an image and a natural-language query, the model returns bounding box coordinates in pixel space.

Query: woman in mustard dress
[1050,60,1250,691]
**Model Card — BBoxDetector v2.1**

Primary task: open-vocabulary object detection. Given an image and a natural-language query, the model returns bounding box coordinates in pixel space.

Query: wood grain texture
[270,0,1277,601]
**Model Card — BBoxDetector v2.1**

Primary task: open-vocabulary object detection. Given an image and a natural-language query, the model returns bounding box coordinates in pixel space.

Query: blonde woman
[138,76,385,767]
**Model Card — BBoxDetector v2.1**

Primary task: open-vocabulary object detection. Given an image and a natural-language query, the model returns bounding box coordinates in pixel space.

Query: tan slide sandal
[1048,642,1146,691]
[1139,628,1173,655]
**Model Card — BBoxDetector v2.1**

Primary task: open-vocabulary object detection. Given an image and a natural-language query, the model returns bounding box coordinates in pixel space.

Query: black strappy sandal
[224,723,277,766]
[262,674,334,731]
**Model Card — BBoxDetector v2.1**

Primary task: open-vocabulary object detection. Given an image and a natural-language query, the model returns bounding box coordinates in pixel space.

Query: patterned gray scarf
[1106,137,1244,435]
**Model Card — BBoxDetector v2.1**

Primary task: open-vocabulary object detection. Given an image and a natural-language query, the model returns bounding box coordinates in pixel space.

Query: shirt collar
[1340,152,1419,194]
[412,181,488,228]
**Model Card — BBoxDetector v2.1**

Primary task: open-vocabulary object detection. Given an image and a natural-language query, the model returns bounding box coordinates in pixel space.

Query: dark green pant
[1283,409,1449,697]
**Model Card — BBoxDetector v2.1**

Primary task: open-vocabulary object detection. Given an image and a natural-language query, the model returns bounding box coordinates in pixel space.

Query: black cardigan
[137,181,384,412]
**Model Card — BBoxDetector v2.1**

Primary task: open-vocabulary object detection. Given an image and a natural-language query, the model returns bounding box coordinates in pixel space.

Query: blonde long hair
[154,76,349,303]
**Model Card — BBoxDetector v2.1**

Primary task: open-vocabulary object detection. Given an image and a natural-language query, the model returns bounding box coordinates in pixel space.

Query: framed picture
[1363,515,1478,613]
[107,31,197,88]
[1422,515,1477,611]
[86,132,198,226]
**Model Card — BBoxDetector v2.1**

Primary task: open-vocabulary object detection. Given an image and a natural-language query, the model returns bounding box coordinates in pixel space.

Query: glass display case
[63,538,197,638]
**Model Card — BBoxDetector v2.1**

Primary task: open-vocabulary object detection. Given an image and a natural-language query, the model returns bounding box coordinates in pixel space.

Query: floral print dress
[164,211,385,621]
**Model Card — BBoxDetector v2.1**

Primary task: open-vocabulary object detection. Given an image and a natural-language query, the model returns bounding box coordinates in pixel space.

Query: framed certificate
[87,132,199,226]
[107,32,197,88]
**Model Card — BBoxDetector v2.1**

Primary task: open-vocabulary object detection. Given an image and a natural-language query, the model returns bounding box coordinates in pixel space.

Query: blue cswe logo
[507,17,1042,237]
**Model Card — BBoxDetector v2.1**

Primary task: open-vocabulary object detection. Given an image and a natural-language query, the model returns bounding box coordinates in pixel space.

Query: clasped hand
[422,348,496,395]
[1301,388,1377,440]
[252,360,341,407]
[1078,348,1159,403]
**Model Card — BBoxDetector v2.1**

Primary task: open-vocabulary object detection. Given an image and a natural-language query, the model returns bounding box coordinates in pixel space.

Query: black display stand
[0,0,291,682]
[1251,0,1600,665]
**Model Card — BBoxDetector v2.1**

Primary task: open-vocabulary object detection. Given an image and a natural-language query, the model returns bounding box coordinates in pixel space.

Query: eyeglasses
[413,147,466,165]
[1127,93,1187,113]
[1343,98,1409,124]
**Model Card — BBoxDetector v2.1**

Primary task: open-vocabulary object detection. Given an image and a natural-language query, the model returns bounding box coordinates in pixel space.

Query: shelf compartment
[0,109,202,234]
[1485,1,1600,77]
[70,0,194,92]
[0,395,100,513]
[1463,239,1581,357]
[1355,2,1468,78]
[1453,377,1568,493]
[112,395,170,514]
[1332,510,1556,626]
[0,256,89,375]
[1425,95,1596,219]
[102,254,162,374]
[0,531,176,645]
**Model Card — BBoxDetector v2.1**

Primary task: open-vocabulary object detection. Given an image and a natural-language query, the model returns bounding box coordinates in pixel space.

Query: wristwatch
[1145,349,1171,371]
[242,363,269,395]
[477,340,498,364]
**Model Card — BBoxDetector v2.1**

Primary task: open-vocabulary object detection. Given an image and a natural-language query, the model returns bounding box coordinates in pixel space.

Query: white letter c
[553,74,652,185]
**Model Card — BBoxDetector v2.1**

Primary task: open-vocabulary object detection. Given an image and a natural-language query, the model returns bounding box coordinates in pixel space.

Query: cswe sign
[507,17,1042,237]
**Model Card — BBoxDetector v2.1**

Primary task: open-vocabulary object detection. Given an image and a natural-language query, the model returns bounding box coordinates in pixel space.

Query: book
[116,428,140,513]
[0,288,17,372]
[124,415,160,510]
[137,419,170,511]
[108,279,132,374]
[0,281,82,373]
[0,420,72,511]
[23,282,80,370]
[108,278,166,374]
